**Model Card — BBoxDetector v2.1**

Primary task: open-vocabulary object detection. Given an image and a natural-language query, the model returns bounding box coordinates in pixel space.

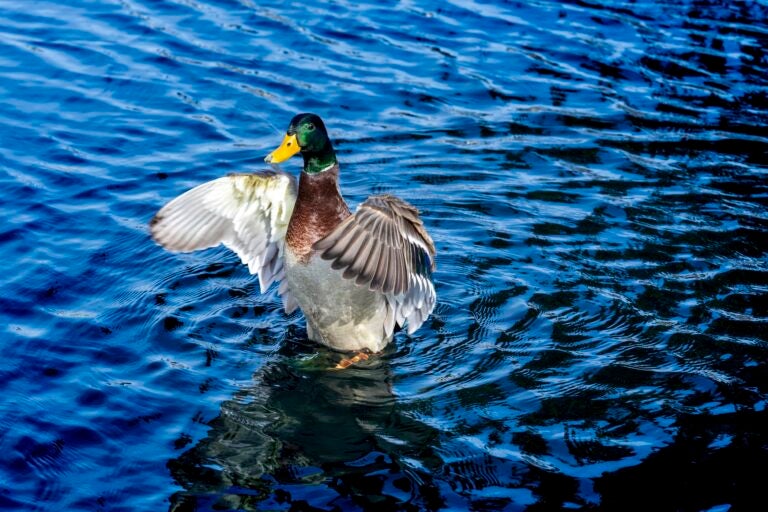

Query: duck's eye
[307,123,315,131]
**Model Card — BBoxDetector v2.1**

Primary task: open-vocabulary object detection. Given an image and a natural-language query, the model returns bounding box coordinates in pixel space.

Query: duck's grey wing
[150,170,299,314]
[313,194,436,336]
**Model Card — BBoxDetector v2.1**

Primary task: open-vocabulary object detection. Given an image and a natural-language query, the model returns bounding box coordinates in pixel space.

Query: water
[1,0,767,510]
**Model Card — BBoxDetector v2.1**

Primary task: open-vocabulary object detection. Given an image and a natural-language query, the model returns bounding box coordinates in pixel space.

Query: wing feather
[371,245,389,291]
[357,241,381,288]
[312,194,437,336]
[150,170,298,312]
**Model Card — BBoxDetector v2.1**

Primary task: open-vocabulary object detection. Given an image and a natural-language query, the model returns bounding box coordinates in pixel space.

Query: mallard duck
[150,113,436,365]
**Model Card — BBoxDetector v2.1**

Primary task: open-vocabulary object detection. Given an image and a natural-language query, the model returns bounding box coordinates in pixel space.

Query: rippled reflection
[167,341,447,510]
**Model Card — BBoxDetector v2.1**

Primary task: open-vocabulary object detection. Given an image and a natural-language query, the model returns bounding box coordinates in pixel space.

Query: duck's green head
[265,113,337,174]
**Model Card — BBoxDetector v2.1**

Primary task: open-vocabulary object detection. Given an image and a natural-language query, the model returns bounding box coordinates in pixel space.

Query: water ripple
[2,0,768,510]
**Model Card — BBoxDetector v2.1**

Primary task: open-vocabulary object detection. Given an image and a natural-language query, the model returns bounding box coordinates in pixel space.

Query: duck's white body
[284,250,391,353]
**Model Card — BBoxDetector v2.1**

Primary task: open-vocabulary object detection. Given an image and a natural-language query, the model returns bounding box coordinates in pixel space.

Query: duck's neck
[286,164,350,262]
[302,143,337,175]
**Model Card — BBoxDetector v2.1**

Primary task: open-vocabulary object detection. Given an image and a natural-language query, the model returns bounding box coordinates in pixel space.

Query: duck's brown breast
[286,165,350,263]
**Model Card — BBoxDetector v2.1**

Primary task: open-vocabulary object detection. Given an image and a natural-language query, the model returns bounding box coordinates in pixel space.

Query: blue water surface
[1,0,767,510]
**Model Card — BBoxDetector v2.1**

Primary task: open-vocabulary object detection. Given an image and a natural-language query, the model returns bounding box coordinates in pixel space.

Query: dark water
[2,0,767,510]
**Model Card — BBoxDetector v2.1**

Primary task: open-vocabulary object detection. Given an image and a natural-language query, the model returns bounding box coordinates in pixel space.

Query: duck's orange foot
[334,351,370,370]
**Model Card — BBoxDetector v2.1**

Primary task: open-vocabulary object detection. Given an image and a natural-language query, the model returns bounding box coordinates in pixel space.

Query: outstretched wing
[150,170,299,313]
[313,194,436,336]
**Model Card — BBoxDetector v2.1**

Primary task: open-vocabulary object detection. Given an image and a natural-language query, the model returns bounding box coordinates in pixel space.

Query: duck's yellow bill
[265,133,299,164]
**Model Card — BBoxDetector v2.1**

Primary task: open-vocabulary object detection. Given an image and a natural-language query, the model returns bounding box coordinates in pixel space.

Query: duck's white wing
[313,194,436,336]
[150,170,299,313]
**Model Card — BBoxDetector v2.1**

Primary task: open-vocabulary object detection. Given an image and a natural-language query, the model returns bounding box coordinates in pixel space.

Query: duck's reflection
[167,341,440,511]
